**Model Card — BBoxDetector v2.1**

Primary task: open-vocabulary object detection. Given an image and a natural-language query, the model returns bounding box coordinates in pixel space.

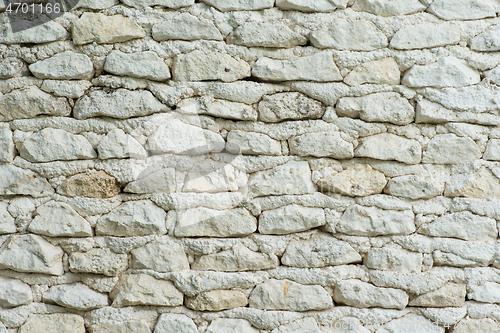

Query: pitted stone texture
[152,13,222,41]
[227,130,281,155]
[20,128,96,162]
[0,128,14,163]
[202,0,274,11]
[333,280,408,309]
[175,207,257,237]
[409,282,466,307]
[0,202,15,234]
[121,0,194,8]
[18,314,85,333]
[57,171,120,198]
[29,51,93,80]
[104,51,170,81]
[385,175,444,199]
[131,237,189,272]
[419,211,498,240]
[310,18,388,51]
[173,50,250,82]
[97,129,147,160]
[484,139,500,160]
[0,276,32,307]
[276,0,337,12]
[0,86,71,121]
[110,274,183,307]
[352,0,426,15]
[0,18,67,44]
[318,164,387,196]
[0,164,54,197]
[249,279,333,311]
[74,89,166,119]
[28,201,92,237]
[43,283,108,310]
[227,22,307,48]
[74,0,119,9]
[146,119,225,154]
[186,289,248,311]
[422,134,481,164]
[344,58,400,86]
[365,247,422,273]
[289,131,354,158]
[336,92,414,125]
[259,204,325,235]
[0,57,25,79]
[471,24,500,51]
[41,80,93,98]
[428,0,496,20]
[89,321,151,333]
[0,234,64,275]
[252,52,342,82]
[390,22,461,50]
[177,97,258,121]
[338,205,415,236]
[468,281,500,303]
[248,161,316,197]
[271,318,322,333]
[154,314,197,333]
[453,318,500,333]
[376,314,444,333]
[416,99,500,125]
[206,319,259,333]
[72,13,146,45]
[96,200,166,236]
[258,92,325,122]
[355,133,422,164]
[124,167,176,194]
[69,248,128,276]
[183,160,248,193]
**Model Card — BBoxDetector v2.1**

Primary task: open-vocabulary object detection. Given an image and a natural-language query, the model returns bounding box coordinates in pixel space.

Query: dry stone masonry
[2,0,500,332]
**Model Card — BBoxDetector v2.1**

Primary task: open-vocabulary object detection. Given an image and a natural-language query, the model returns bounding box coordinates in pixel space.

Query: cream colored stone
[258,92,325,122]
[376,314,444,333]
[289,131,354,158]
[227,22,307,48]
[409,282,466,307]
[69,248,128,276]
[131,237,189,272]
[355,133,422,164]
[317,164,387,196]
[453,318,500,333]
[258,204,325,235]
[186,289,248,311]
[18,314,85,333]
[423,134,481,164]
[365,247,422,273]
[57,171,121,198]
[390,22,461,50]
[333,279,408,309]
[152,13,222,41]
[344,58,400,86]
[384,174,444,199]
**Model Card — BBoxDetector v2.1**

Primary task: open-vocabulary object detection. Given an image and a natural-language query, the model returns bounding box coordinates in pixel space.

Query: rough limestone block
[18,314,85,333]
[201,0,274,11]
[0,18,67,44]
[0,202,15,235]
[0,276,32,307]
[422,134,482,164]
[152,13,222,41]
[206,319,259,333]
[390,22,461,50]
[154,313,198,333]
[428,0,496,20]
[355,133,422,164]
[344,58,401,86]
[258,92,325,122]
[317,164,387,196]
[384,175,444,199]
[471,24,500,51]
[121,0,194,8]
[409,282,466,307]
[43,283,108,310]
[453,318,500,333]
[365,247,423,273]
[185,289,248,311]
[104,50,170,81]
[29,51,94,80]
[352,0,426,15]
[131,237,190,272]
[376,314,444,332]
[69,248,128,276]
[57,171,121,198]
[0,164,54,197]
[258,204,326,234]
[227,22,307,48]
[97,129,147,159]
[227,130,281,156]
[333,279,408,309]
[289,131,354,158]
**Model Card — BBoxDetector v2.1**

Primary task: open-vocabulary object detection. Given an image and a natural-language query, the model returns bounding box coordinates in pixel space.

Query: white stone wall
[1,0,500,332]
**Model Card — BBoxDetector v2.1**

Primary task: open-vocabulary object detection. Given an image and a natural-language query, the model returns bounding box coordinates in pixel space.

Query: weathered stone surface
[0,128,14,163]
[97,129,147,159]
[385,175,444,199]
[0,17,67,44]
[227,130,281,155]
[484,139,500,160]
[121,0,194,8]
[344,58,400,86]
[96,200,166,236]
[249,279,333,311]
[57,171,120,198]
[317,164,387,196]
[131,237,189,272]
[202,0,274,11]
[336,92,414,125]
[69,248,128,276]
[376,314,444,333]
[289,131,353,158]
[0,57,25,79]
[72,13,146,45]
[0,202,15,234]
[0,164,54,197]
[146,119,224,154]
[420,211,497,241]
[409,282,466,307]
[74,89,166,119]
[206,319,259,333]
[18,314,85,333]
[154,313,198,333]
[28,201,92,237]
[152,13,222,41]
[227,22,307,48]
[365,247,422,273]
[175,207,257,237]
[470,282,500,303]
[428,0,496,20]
[183,160,248,193]
[259,204,325,235]
[0,86,71,121]
[310,18,388,51]
[124,167,176,194]
[177,97,258,121]
[422,134,481,164]
[248,161,316,196]
[281,234,361,268]
[29,51,93,80]
[352,0,426,15]
[20,128,96,162]
[415,99,500,125]
[390,22,461,50]
[355,133,422,164]
[403,56,480,88]
[471,24,500,51]
[173,50,250,82]
[0,276,32,307]
[453,318,500,333]
[186,289,248,311]
[74,0,119,9]
[41,80,93,98]
[111,274,183,307]
[252,52,342,82]
[90,321,151,333]
[0,234,64,275]
[276,0,337,12]
[333,280,408,309]
[259,92,325,122]
[43,283,108,310]
[338,205,415,236]
[192,244,278,271]
[104,51,170,81]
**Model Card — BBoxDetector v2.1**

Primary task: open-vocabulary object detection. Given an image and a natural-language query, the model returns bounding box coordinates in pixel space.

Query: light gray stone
[227,22,307,48]
[271,318,322,333]
[40,80,93,98]
[96,200,166,236]
[206,319,259,333]
[183,159,248,193]
[97,129,147,159]
[289,131,354,158]
[74,89,167,119]
[355,133,422,164]
[0,234,64,275]
[0,164,54,197]
[423,134,481,164]
[74,0,119,9]
[333,280,408,309]
[0,16,67,44]
[375,314,444,333]
[177,97,258,121]
[121,0,193,8]
[259,204,325,235]
[0,57,26,79]
[29,51,93,80]
[317,164,387,196]
[227,130,281,156]
[0,202,15,235]
[0,276,32,307]
[352,0,426,15]
[276,0,337,12]
[415,99,500,126]
[365,247,423,273]
[344,58,401,86]
[186,289,248,311]
[89,321,151,333]
[69,248,128,276]
[259,92,325,122]
[471,24,500,51]
[390,22,461,50]
[131,237,190,272]
[252,52,342,82]
[104,51,170,81]
[154,313,198,333]
[43,283,108,310]
[18,314,85,333]
[428,0,496,20]
[28,201,92,237]
[385,175,444,199]
[152,13,222,41]
[338,205,415,236]
[484,139,500,160]
[249,279,333,311]
[310,18,388,51]
[175,207,257,237]
[202,0,274,11]
[124,167,176,194]
[409,282,466,307]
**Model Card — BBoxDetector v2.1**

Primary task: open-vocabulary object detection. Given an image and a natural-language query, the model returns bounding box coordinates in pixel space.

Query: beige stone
[57,171,120,198]
[409,282,466,307]
[445,166,500,199]
[344,58,400,86]
[18,314,85,333]
[289,131,354,158]
[453,318,500,333]
[317,164,387,196]
[258,92,325,122]
[69,248,128,277]
[186,289,248,311]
